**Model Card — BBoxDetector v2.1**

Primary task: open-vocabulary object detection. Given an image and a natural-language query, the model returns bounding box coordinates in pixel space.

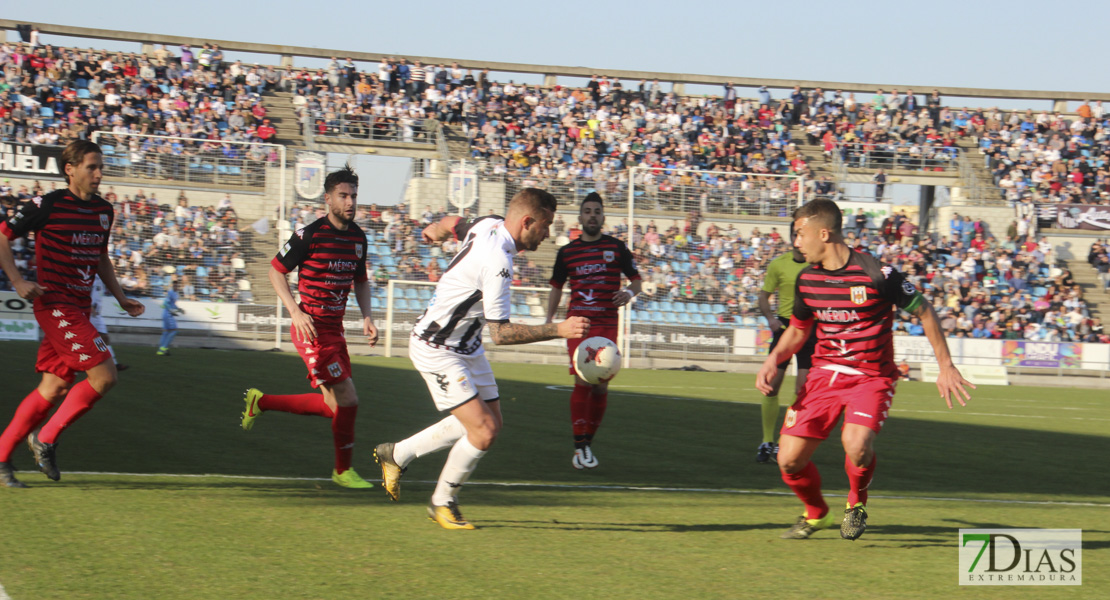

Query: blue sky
[7,1,1109,204]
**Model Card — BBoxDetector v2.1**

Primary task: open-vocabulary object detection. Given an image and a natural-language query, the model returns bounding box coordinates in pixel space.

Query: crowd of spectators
[976,102,1110,205]
[0,41,282,166]
[1,180,254,303]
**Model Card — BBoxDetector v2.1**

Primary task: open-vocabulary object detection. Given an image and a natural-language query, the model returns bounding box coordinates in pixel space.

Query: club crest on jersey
[603,250,615,263]
[100,214,110,230]
[850,286,867,305]
[355,244,364,259]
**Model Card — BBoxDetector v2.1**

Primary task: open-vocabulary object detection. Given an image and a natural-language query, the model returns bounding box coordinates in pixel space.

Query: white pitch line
[46,470,1110,508]
[0,581,11,600]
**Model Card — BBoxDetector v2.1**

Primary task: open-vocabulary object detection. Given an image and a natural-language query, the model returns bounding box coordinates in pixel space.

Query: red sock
[586,390,608,437]
[846,454,877,506]
[332,405,357,474]
[0,390,54,462]
[258,393,334,418]
[39,380,102,444]
[570,384,591,438]
[782,461,828,520]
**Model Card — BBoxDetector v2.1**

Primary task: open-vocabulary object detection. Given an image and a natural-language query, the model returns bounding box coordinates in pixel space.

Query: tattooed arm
[487,316,590,346]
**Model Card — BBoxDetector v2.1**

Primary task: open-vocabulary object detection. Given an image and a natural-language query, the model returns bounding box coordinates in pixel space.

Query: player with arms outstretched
[0,140,145,488]
[756,199,973,540]
[545,192,640,469]
[240,165,379,490]
[373,188,589,529]
[755,223,816,464]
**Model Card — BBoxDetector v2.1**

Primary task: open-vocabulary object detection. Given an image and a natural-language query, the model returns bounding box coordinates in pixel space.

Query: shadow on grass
[1,343,1107,504]
[479,519,787,533]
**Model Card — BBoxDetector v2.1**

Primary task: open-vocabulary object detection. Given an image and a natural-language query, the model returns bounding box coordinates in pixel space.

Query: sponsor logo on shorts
[785,408,797,428]
[433,372,449,392]
[57,319,71,328]
[71,342,84,351]
[327,362,342,378]
[78,353,91,362]
[52,309,64,317]
[64,331,76,340]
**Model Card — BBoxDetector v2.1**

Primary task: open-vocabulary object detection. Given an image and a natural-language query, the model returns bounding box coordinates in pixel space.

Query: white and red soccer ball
[573,336,622,384]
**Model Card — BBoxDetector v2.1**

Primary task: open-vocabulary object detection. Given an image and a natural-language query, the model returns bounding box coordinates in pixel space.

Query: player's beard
[582,222,602,236]
[331,206,354,225]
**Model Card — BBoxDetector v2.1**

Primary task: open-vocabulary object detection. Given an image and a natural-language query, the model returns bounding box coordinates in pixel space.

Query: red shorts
[34,306,112,383]
[781,367,896,440]
[567,324,618,376]
[292,321,351,388]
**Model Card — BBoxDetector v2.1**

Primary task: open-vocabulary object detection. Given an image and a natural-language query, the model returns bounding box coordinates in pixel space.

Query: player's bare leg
[320,378,371,489]
[778,434,834,539]
[427,397,501,530]
[839,423,877,540]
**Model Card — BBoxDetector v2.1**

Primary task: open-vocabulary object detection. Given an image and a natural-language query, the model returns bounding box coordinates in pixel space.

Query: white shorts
[89,313,107,334]
[409,337,499,412]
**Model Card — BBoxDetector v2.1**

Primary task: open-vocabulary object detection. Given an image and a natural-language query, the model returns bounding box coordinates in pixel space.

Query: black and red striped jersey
[0,189,114,311]
[271,218,368,324]
[790,248,922,378]
[550,234,640,326]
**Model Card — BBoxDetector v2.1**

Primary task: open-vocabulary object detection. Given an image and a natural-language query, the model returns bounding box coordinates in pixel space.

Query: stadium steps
[1059,257,1107,320]
[241,234,280,306]
[260,90,307,152]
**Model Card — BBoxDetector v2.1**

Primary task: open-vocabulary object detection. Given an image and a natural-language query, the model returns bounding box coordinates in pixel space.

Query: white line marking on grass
[52,471,1110,508]
[0,581,12,600]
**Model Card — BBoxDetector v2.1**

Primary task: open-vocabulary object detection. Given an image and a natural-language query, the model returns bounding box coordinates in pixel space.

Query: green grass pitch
[0,341,1107,599]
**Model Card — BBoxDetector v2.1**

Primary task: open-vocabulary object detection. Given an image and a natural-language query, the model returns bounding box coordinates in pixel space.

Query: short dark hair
[793,198,842,236]
[581,192,603,209]
[61,140,102,183]
[508,187,557,217]
[324,164,358,195]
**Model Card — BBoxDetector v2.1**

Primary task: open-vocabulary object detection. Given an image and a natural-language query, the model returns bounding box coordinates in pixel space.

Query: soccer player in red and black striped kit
[757,199,974,540]
[239,165,379,489]
[546,193,640,469]
[0,140,146,488]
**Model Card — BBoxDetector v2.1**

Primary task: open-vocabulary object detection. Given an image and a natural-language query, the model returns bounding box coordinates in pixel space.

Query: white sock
[430,436,486,507]
[393,415,466,468]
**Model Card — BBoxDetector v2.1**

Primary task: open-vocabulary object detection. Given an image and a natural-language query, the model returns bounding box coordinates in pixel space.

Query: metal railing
[307,112,439,145]
[92,133,276,188]
[836,143,959,172]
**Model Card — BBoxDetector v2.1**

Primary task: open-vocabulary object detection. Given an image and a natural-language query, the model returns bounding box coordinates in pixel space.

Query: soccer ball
[573,336,622,384]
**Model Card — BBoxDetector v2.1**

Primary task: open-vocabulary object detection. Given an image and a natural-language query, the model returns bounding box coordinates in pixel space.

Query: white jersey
[412,216,514,356]
[90,276,107,315]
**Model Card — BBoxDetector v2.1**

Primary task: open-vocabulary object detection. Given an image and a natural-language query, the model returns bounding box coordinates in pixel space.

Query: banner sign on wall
[1053,204,1110,230]
[1001,341,1082,369]
[0,142,63,177]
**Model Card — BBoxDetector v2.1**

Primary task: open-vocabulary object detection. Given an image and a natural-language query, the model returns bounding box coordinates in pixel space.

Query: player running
[0,140,145,488]
[545,192,640,469]
[373,188,589,529]
[755,223,816,464]
[756,199,973,541]
[239,165,379,490]
[88,275,129,371]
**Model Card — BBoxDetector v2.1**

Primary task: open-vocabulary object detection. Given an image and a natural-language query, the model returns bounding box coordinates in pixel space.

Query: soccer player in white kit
[89,276,128,371]
[373,188,589,529]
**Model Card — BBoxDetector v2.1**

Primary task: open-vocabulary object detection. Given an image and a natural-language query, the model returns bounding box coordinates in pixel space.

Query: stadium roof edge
[4,19,1108,102]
